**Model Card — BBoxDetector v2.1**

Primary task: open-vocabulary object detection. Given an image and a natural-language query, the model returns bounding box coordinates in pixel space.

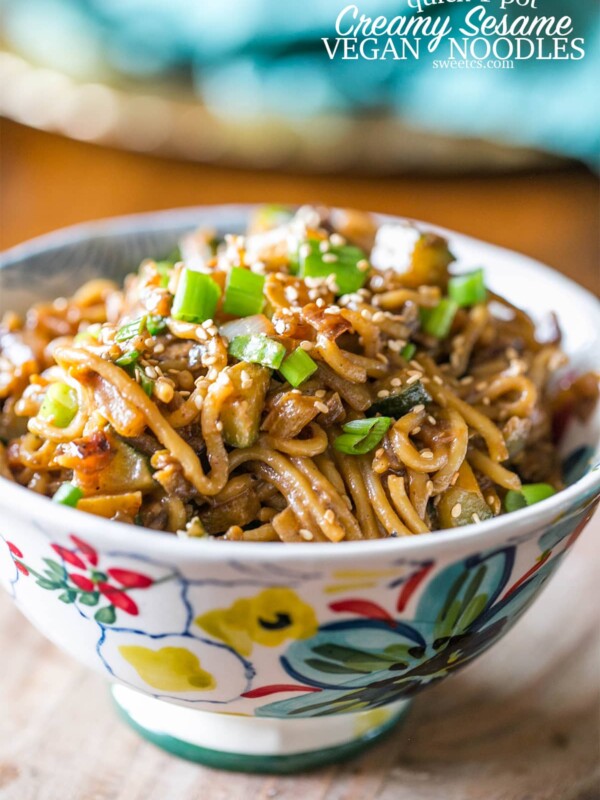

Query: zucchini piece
[221,362,271,448]
[437,487,493,529]
[368,381,432,418]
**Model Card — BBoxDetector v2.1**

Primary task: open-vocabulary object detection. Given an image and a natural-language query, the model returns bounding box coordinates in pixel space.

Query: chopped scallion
[298,239,368,295]
[38,382,78,428]
[419,298,459,339]
[146,315,168,336]
[52,482,83,507]
[279,348,318,387]
[171,269,221,323]
[116,316,146,342]
[334,417,393,455]
[155,261,174,288]
[449,268,487,307]
[228,334,287,370]
[400,343,416,361]
[505,483,556,513]
[115,349,141,367]
[223,267,265,317]
[134,365,154,397]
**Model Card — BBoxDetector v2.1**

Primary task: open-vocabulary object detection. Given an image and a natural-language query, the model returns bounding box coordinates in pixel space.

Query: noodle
[1,205,590,540]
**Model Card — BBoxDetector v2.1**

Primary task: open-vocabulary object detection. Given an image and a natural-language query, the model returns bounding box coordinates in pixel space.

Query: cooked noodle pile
[1,206,597,542]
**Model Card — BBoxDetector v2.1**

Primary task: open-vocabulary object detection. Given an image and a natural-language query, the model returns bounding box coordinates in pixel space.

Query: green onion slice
[228,334,287,370]
[334,417,393,455]
[419,298,459,339]
[52,482,83,507]
[38,382,78,428]
[400,343,416,361]
[171,269,221,324]
[279,348,318,387]
[223,267,265,317]
[115,317,146,342]
[74,324,101,344]
[298,239,369,296]
[449,268,486,307]
[155,261,174,288]
[505,483,556,513]
[115,349,141,367]
[134,365,154,397]
[146,315,168,336]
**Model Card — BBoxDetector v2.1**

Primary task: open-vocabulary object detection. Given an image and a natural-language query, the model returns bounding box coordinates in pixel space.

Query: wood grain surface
[0,120,598,800]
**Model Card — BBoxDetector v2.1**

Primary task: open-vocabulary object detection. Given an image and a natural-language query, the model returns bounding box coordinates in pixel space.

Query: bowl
[1,206,599,774]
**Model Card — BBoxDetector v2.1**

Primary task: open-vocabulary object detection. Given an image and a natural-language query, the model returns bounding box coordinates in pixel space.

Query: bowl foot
[111,684,410,773]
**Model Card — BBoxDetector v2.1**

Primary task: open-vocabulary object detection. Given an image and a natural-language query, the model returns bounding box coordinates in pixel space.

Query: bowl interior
[1,205,599,538]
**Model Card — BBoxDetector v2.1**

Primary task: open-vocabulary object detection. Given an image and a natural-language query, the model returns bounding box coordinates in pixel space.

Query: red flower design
[70,573,95,592]
[7,542,23,558]
[51,544,86,570]
[15,561,29,576]
[106,568,153,589]
[69,535,98,566]
[98,583,139,615]
[329,599,394,623]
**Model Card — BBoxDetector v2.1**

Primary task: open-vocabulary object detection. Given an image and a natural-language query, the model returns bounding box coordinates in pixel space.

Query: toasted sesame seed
[460,376,474,385]
[428,415,436,425]
[421,449,434,459]
[144,366,158,379]
[299,244,311,259]
[433,375,444,385]
[319,240,330,253]
[154,379,174,404]
[322,253,338,263]
[330,233,346,247]
[315,401,329,414]
[299,528,314,541]
[360,309,372,321]
[413,404,425,413]
[391,377,402,387]
[357,259,370,272]
[315,389,326,398]
[372,311,385,323]
[412,426,421,434]
[377,389,390,398]
[202,319,214,329]
[482,397,491,406]
[475,381,488,391]
[216,421,223,432]
[487,495,495,505]
[203,356,217,366]
[324,509,335,523]
[154,343,165,354]
[451,503,462,519]
[375,448,385,458]
[426,480,434,493]
[450,472,460,485]
[194,394,204,410]
[471,513,481,524]
[316,298,326,308]
[406,374,421,385]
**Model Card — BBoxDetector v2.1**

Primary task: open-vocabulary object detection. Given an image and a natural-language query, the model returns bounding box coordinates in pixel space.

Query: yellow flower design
[195,587,318,656]
[119,646,216,692]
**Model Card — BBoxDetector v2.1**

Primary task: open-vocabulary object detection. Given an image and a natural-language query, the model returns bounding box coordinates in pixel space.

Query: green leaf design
[305,658,367,675]
[79,592,100,607]
[91,571,108,583]
[36,578,62,590]
[94,606,116,625]
[42,558,65,578]
[58,590,77,604]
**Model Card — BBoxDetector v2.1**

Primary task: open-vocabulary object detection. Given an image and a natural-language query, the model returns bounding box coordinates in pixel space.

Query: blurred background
[0,0,598,291]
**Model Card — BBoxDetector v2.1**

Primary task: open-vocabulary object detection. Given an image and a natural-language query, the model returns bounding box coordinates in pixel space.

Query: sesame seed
[194,394,204,410]
[428,415,436,425]
[202,319,214,329]
[290,389,301,395]
[154,343,165,354]
[391,378,402,387]
[144,337,154,348]
[299,244,311,259]
[316,298,325,308]
[196,326,208,340]
[487,495,495,505]
[426,480,434,493]
[300,340,313,351]
[315,401,329,414]
[330,233,346,247]
[460,376,474,385]
[144,366,158,379]
[324,509,335,523]
[216,421,223,432]
[475,381,487,391]
[203,356,217,366]
[357,259,370,272]
[406,374,420,385]
[413,404,425,413]
[451,503,462,519]
[412,426,421,434]
[372,311,385,323]
[360,309,372,321]
[319,240,330,253]
[421,449,434,459]
[375,448,385,458]
[482,397,491,406]
[322,253,338,264]
[471,513,481,524]
[433,375,444,385]
[315,389,326,398]
[377,389,390,398]
[299,528,314,541]
[450,472,459,485]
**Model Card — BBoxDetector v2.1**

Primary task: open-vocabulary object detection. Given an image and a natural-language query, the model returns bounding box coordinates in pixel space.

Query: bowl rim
[1,205,599,562]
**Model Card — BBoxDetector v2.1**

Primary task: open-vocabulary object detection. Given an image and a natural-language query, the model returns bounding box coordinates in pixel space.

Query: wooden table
[0,120,598,799]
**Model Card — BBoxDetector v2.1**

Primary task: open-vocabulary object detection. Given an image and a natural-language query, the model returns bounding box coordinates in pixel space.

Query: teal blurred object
[1,0,598,168]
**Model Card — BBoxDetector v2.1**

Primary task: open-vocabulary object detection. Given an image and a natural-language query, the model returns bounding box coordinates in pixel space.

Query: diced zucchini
[220,363,271,448]
[437,487,493,529]
[368,381,432,418]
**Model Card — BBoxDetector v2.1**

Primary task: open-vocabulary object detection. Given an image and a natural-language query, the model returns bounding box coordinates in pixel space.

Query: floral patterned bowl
[1,207,599,773]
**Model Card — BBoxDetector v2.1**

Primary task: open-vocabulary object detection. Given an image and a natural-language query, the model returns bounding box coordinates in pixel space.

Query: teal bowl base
[111,684,410,774]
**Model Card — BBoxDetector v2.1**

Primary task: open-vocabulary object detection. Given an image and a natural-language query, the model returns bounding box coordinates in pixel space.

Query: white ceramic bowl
[1,207,599,773]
